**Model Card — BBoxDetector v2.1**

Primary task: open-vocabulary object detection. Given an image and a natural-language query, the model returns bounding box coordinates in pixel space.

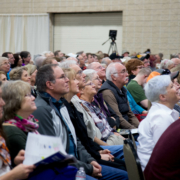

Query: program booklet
[23,133,77,166]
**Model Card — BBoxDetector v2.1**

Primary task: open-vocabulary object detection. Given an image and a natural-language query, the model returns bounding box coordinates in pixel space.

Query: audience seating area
[0,49,180,180]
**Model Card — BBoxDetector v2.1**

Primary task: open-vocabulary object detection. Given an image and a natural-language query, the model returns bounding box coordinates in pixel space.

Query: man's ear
[111,74,116,81]
[46,81,54,90]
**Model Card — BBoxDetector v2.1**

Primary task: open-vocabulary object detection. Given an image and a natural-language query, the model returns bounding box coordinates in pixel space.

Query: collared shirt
[137,102,179,171]
[81,99,115,141]
[42,92,77,157]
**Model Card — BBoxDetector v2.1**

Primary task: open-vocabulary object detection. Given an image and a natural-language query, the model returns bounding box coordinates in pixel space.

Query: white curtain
[0,14,49,59]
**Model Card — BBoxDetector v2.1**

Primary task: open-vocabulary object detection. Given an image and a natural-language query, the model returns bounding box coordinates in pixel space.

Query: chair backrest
[123,139,145,180]
[128,130,137,151]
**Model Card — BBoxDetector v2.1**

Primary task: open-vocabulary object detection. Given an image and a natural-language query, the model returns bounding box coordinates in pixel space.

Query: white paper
[23,133,67,165]
[131,128,139,134]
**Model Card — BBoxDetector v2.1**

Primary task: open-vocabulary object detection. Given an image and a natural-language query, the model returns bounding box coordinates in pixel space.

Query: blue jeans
[86,164,128,180]
[101,145,124,159]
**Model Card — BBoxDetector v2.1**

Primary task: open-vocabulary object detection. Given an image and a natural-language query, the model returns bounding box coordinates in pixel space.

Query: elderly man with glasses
[99,62,139,129]
[87,62,106,83]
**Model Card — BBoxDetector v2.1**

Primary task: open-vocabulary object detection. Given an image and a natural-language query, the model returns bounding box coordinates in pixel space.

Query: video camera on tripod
[109,30,117,41]
[102,30,118,54]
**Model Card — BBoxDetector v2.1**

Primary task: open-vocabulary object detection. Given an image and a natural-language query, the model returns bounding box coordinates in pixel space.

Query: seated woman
[25,64,37,97]
[137,75,180,171]
[83,69,120,129]
[79,70,125,145]
[11,54,23,68]
[125,58,144,83]
[9,67,31,83]
[160,59,175,70]
[9,66,37,97]
[2,81,38,166]
[62,68,126,171]
[0,71,7,84]
[0,81,35,179]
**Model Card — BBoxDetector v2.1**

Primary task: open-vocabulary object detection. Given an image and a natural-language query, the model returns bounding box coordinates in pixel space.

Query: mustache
[125,77,129,81]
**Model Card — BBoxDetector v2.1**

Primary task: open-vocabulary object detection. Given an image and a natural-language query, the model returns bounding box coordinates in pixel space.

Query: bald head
[88,62,105,80]
[171,58,180,66]
[101,57,112,66]
[67,57,78,62]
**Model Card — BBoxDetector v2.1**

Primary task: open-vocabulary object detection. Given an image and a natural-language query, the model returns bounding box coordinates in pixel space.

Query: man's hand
[100,154,114,162]
[14,150,25,165]
[90,161,102,178]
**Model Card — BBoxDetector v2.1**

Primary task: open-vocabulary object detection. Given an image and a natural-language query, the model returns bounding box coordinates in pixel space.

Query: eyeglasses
[97,66,104,70]
[113,70,128,75]
[85,82,95,86]
[0,62,10,66]
[25,94,32,97]
[93,77,101,81]
[76,70,83,76]
[58,74,68,80]
[144,61,150,64]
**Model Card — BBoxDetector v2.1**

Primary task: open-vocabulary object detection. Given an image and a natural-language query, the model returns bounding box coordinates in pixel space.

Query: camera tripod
[102,38,118,55]
[108,39,118,55]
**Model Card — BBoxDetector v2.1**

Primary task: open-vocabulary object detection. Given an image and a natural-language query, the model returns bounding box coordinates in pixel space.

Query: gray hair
[106,62,120,81]
[0,57,8,65]
[34,55,46,70]
[160,59,174,69]
[36,64,59,92]
[41,51,53,57]
[83,69,97,82]
[87,62,96,70]
[59,60,77,69]
[144,75,171,103]
[101,57,111,65]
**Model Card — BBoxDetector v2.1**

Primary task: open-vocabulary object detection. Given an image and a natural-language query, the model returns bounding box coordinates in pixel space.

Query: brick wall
[1,0,180,58]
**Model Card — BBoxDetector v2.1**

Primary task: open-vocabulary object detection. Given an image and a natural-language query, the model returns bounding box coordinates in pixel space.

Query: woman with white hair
[160,59,175,70]
[137,75,180,171]
[79,69,125,145]
[83,69,120,129]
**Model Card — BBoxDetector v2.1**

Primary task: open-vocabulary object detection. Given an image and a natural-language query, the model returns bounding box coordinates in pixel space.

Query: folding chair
[128,130,137,150]
[123,139,145,180]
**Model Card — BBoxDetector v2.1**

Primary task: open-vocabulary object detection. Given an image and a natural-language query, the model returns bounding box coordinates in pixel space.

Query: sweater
[3,125,27,167]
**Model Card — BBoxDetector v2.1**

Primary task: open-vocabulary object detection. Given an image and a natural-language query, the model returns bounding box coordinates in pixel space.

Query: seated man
[33,64,128,180]
[99,62,139,129]
[137,75,180,171]
[87,62,106,83]
[127,68,152,109]
[77,51,87,70]
[144,118,180,180]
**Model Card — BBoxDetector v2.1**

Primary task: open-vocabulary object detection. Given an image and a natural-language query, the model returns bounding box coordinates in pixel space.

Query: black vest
[99,80,129,122]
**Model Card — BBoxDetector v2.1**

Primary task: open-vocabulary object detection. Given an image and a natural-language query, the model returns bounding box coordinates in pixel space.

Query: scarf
[0,136,11,166]
[4,114,39,134]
